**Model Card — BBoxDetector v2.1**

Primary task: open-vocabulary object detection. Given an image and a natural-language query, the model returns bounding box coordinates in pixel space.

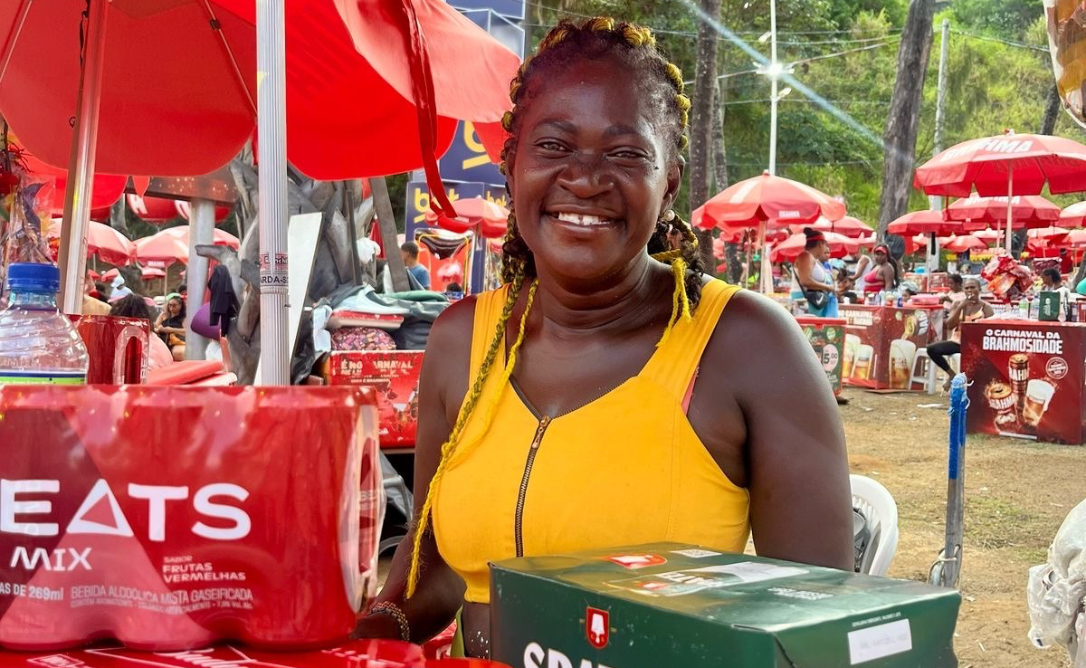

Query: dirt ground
[840,388,1085,668]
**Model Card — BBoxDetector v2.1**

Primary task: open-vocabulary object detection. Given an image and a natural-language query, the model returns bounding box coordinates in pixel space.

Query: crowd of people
[81,273,186,368]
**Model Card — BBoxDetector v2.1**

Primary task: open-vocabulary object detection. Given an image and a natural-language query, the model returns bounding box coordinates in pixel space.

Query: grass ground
[840,388,1085,668]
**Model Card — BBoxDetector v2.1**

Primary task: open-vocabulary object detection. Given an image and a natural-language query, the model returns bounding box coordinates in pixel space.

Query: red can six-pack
[0,385,383,651]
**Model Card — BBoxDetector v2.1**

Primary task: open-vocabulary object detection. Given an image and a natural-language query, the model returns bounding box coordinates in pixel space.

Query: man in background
[400,241,431,290]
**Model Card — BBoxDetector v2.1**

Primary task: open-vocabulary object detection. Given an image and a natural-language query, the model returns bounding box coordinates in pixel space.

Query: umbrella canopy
[1057,229,1086,249]
[1059,201,1086,228]
[1027,226,1071,243]
[46,219,134,265]
[134,226,239,265]
[887,210,962,236]
[770,231,858,262]
[789,215,870,238]
[0,0,518,180]
[914,130,1086,197]
[102,265,165,281]
[695,171,846,230]
[947,195,1060,228]
[424,197,508,238]
[941,234,992,254]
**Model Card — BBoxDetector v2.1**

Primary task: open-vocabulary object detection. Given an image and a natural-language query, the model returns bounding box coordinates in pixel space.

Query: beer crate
[492,542,960,668]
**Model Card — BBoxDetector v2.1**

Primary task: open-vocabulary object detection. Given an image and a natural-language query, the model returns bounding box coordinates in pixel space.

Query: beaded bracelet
[370,601,411,642]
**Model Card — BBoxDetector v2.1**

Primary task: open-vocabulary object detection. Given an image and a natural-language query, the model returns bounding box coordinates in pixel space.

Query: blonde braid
[405,272,526,598]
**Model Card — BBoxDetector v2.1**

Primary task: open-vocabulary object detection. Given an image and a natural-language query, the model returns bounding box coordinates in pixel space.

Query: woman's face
[507,57,681,284]
[964,280,981,302]
[167,299,181,315]
[874,250,888,265]
[815,240,830,261]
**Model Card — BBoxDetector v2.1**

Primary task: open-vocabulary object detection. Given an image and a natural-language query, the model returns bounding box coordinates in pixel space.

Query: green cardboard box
[1038,291,1061,321]
[491,542,959,668]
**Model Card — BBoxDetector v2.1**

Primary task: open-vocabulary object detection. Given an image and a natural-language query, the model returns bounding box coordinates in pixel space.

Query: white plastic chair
[851,474,899,576]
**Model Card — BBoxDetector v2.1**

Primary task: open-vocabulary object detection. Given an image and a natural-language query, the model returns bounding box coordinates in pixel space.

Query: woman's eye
[612,150,646,160]
[537,141,567,152]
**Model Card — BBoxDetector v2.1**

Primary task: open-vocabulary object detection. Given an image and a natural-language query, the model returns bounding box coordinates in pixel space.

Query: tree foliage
[526,0,1086,226]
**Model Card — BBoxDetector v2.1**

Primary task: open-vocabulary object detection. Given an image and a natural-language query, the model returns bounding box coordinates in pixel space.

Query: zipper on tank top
[514,414,551,557]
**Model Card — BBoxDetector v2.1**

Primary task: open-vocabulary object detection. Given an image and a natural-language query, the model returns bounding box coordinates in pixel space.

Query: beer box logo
[84,646,265,667]
[606,554,666,569]
[585,607,610,649]
[822,344,840,372]
[1047,356,1069,380]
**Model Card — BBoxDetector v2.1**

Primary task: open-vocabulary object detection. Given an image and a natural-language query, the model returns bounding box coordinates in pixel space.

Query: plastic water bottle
[0,263,89,385]
[1019,298,1030,319]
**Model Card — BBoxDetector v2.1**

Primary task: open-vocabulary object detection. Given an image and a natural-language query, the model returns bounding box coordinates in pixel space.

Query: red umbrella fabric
[1027,226,1071,243]
[972,229,1002,243]
[887,210,961,236]
[1056,229,1086,249]
[1059,201,1086,228]
[789,216,870,238]
[770,231,857,262]
[0,0,518,184]
[46,219,134,265]
[914,131,1086,197]
[102,265,165,281]
[424,197,508,238]
[134,226,238,265]
[947,195,1060,228]
[695,171,846,230]
[942,235,991,254]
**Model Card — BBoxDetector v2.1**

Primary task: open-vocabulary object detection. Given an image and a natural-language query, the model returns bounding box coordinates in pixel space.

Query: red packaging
[0,640,513,667]
[839,305,944,390]
[68,315,150,385]
[0,386,383,650]
[962,320,1086,445]
[327,351,423,449]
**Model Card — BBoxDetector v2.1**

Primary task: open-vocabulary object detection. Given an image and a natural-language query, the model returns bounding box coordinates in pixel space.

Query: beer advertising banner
[961,321,1086,445]
[328,351,424,448]
[839,305,942,390]
[795,317,846,396]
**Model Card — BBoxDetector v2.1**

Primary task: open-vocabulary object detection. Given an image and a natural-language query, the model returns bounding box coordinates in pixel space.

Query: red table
[962,320,1086,444]
[839,304,944,390]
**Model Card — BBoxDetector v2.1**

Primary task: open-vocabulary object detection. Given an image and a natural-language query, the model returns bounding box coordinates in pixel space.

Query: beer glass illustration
[1022,380,1056,428]
[841,334,860,378]
[853,344,875,380]
[888,339,917,390]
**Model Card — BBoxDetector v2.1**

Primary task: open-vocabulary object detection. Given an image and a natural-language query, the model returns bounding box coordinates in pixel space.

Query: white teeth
[553,212,612,226]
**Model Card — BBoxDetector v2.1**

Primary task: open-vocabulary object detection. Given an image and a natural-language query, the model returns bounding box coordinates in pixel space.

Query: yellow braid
[405,273,526,598]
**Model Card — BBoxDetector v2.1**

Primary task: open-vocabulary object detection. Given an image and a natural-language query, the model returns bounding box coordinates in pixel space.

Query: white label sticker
[670,549,721,559]
[848,619,913,664]
[689,561,808,583]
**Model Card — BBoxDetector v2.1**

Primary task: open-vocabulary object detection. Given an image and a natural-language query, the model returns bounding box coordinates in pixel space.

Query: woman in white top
[790,228,838,317]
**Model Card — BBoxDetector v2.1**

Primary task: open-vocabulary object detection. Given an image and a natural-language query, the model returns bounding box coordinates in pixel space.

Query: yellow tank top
[432,280,751,604]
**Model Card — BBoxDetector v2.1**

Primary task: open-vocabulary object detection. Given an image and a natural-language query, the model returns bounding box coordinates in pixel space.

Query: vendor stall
[839,304,944,390]
[795,316,847,396]
[961,319,1086,445]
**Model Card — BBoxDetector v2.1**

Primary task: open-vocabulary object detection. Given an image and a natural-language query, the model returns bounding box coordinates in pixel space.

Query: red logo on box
[586,607,610,649]
[607,554,667,569]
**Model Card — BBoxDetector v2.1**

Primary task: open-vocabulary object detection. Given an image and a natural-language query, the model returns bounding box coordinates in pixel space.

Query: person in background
[110,294,174,369]
[1041,267,1065,291]
[1060,248,1074,274]
[154,294,187,361]
[928,278,994,392]
[899,281,920,302]
[836,274,858,304]
[940,274,966,305]
[863,245,900,294]
[108,275,133,302]
[851,248,873,293]
[444,282,463,293]
[400,241,431,290]
[790,228,838,317]
[82,276,112,316]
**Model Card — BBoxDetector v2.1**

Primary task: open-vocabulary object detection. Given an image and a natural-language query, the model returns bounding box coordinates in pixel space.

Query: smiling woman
[355,17,853,659]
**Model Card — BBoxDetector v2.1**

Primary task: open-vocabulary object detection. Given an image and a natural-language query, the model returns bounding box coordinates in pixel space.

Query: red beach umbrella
[887,210,962,236]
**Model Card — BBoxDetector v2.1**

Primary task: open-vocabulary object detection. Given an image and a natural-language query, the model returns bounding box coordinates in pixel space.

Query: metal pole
[256,0,289,385]
[927,18,950,273]
[768,0,778,176]
[185,199,215,360]
[1006,169,1014,253]
[58,0,109,314]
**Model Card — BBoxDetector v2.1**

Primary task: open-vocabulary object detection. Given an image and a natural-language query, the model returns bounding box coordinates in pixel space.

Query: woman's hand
[352,610,404,640]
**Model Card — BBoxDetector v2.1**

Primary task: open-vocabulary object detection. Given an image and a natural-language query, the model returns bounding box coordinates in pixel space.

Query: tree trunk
[876,0,937,238]
[1041,83,1062,135]
[370,177,410,292]
[688,0,722,210]
[710,80,729,195]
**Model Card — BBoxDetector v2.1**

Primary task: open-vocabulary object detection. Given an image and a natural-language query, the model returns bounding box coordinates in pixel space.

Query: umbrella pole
[184,199,215,360]
[758,220,770,293]
[1005,168,1014,253]
[741,231,752,288]
[256,0,290,385]
[58,0,109,314]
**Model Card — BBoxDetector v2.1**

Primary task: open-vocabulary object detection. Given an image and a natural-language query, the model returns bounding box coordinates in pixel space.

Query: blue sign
[458,9,526,58]
[451,0,525,21]
[438,121,505,187]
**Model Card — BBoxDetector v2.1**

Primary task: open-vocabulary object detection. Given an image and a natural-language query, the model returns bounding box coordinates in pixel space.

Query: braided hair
[406,17,705,596]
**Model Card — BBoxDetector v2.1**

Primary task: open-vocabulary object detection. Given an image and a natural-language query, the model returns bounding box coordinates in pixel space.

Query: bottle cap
[6,262,61,293]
